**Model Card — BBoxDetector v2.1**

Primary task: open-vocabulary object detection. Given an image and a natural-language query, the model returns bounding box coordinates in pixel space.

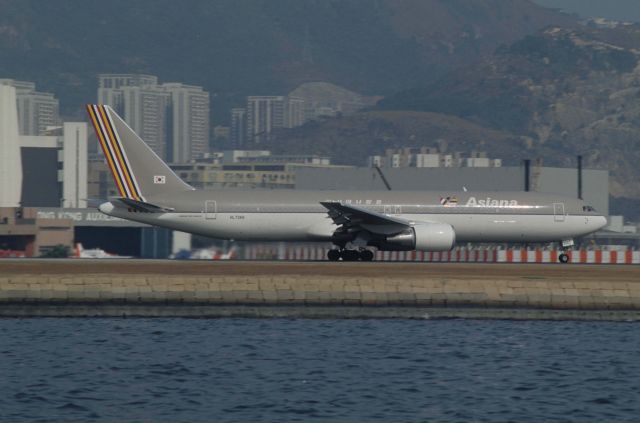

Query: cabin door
[205,200,217,220]
[553,202,565,222]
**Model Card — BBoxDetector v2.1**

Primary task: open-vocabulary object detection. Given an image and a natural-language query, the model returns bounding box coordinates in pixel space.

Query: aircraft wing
[320,201,411,236]
[113,197,174,213]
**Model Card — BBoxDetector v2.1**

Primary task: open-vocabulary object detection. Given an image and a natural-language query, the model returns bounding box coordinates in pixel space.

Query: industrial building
[169,151,339,190]
[294,165,610,216]
[0,207,176,258]
[0,84,87,209]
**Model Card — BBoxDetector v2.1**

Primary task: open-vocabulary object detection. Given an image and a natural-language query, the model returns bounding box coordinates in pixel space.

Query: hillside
[377,25,640,199]
[264,110,523,164]
[0,0,574,117]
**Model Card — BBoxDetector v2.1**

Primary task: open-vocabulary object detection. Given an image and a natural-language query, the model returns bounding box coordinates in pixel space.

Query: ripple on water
[0,318,640,422]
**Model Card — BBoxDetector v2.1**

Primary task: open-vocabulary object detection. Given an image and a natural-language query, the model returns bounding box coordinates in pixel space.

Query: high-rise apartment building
[246,96,306,144]
[230,108,247,148]
[286,97,305,128]
[98,74,170,159]
[97,74,159,112]
[162,83,210,162]
[246,96,284,144]
[97,74,210,162]
[0,79,60,136]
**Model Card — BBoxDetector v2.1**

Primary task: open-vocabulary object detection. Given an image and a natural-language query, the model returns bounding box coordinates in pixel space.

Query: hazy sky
[533,0,640,22]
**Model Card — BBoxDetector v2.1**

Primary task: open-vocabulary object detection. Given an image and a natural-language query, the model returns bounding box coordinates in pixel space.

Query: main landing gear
[327,249,374,261]
[558,239,574,264]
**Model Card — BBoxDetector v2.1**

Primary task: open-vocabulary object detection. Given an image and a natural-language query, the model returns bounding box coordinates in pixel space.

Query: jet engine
[377,223,456,251]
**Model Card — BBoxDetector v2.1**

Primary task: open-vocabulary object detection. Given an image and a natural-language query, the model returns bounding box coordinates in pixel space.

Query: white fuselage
[99,203,607,245]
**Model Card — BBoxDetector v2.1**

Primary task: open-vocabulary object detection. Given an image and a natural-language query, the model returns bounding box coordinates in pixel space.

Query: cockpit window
[582,205,596,212]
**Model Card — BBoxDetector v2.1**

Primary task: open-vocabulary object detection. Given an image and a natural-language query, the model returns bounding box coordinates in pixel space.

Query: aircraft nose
[594,215,607,231]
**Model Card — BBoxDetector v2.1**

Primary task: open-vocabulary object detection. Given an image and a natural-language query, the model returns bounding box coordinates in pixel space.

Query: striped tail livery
[86,104,192,205]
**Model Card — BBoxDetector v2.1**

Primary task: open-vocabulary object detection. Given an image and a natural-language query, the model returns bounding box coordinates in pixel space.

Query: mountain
[375,24,640,199]
[0,0,574,118]
[532,0,640,23]
[264,110,523,163]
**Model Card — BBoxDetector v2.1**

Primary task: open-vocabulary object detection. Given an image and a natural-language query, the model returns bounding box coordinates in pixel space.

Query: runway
[1,259,638,280]
[1,259,639,319]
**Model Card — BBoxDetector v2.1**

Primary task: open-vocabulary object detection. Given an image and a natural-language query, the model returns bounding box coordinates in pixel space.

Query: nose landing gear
[558,239,574,264]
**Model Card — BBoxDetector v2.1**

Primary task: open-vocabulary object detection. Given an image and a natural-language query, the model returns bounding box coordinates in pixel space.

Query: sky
[532,0,640,22]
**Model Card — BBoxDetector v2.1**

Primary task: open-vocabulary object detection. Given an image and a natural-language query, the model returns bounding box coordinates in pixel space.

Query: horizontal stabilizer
[113,197,174,213]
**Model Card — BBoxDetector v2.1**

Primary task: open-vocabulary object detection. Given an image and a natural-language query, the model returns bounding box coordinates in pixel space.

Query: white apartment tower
[97,74,159,112]
[61,122,88,208]
[0,85,22,207]
[247,96,285,144]
[246,96,306,144]
[0,79,60,136]
[98,74,170,159]
[286,96,305,128]
[162,83,210,162]
[230,108,247,148]
[98,74,210,162]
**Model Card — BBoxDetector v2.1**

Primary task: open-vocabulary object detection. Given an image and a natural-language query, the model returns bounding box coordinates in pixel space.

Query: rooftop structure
[368,147,502,169]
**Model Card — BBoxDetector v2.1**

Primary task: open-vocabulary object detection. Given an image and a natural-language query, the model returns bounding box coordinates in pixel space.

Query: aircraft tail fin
[86,104,193,202]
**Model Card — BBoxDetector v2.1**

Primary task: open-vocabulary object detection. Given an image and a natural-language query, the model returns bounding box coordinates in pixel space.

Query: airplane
[73,243,131,259]
[86,104,607,263]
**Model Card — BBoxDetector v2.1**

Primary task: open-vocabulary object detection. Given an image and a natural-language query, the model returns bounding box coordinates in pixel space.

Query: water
[1,318,639,422]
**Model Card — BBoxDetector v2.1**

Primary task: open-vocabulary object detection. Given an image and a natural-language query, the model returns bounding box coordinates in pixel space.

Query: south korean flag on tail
[153,175,166,184]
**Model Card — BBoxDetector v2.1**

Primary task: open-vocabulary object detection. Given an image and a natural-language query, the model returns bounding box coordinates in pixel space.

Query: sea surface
[1,318,639,422]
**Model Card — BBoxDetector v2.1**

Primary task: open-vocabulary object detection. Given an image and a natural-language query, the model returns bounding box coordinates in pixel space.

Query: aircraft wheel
[327,250,341,261]
[360,250,374,261]
[558,253,569,264]
[342,250,360,261]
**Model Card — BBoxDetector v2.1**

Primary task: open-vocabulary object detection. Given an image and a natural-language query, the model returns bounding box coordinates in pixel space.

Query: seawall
[1,260,640,320]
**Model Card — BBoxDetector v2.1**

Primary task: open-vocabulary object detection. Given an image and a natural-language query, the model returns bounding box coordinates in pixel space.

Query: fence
[242,244,640,264]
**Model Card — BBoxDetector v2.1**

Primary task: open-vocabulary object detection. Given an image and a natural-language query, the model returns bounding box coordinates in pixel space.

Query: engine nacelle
[382,223,456,251]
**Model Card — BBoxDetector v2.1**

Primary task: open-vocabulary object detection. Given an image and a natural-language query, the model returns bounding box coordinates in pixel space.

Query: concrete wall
[0,85,22,207]
[1,262,640,319]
